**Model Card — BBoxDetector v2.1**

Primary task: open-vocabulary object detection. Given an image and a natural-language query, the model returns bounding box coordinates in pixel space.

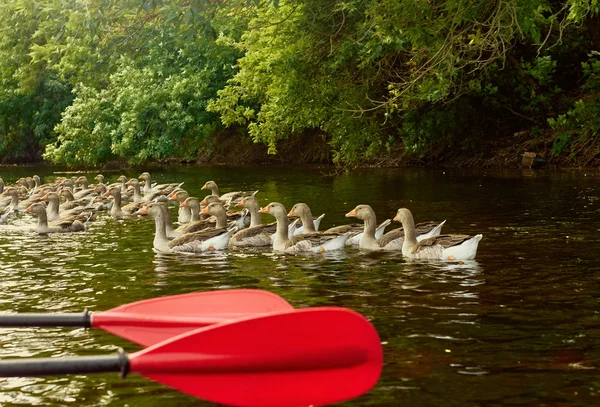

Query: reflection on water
[0,166,600,406]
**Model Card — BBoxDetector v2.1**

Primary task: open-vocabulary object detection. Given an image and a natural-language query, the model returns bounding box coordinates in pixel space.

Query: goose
[58,188,96,211]
[259,202,349,253]
[25,202,86,234]
[175,200,242,235]
[42,192,95,222]
[393,208,482,260]
[168,189,191,224]
[200,195,248,229]
[73,176,97,199]
[125,178,147,203]
[345,204,446,251]
[0,177,4,194]
[0,188,21,212]
[1,187,44,211]
[286,203,326,236]
[105,187,143,219]
[324,219,393,247]
[137,202,235,253]
[138,172,183,198]
[229,196,278,247]
[200,180,258,205]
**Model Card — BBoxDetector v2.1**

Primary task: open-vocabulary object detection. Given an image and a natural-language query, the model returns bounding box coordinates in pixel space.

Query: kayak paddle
[0,289,293,346]
[0,307,383,407]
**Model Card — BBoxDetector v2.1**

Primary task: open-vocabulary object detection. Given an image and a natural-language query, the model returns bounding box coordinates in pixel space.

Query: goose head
[117,175,128,183]
[136,202,164,217]
[287,203,312,218]
[236,195,260,211]
[200,195,221,206]
[105,186,121,198]
[345,204,376,221]
[180,197,199,209]
[258,202,287,219]
[138,172,151,181]
[392,208,413,224]
[94,174,104,183]
[169,190,189,202]
[25,202,46,215]
[199,201,226,217]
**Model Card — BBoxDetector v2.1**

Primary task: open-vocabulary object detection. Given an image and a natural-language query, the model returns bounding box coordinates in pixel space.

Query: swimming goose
[345,204,445,251]
[105,187,143,219]
[259,202,349,253]
[229,196,277,247]
[200,180,258,205]
[25,202,86,234]
[168,189,191,224]
[324,219,392,247]
[286,203,326,236]
[42,192,95,222]
[138,202,235,253]
[58,188,96,211]
[138,172,183,198]
[73,176,97,199]
[393,208,482,260]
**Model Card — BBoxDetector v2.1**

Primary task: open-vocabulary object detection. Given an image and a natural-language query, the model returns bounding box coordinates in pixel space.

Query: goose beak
[137,206,148,216]
[201,183,208,190]
[392,213,400,222]
[258,206,269,214]
[41,194,49,200]
[235,199,245,207]
[287,208,295,216]
[180,201,188,208]
[200,207,209,215]
[345,208,357,217]
[25,206,32,213]
[200,197,208,206]
[104,189,110,197]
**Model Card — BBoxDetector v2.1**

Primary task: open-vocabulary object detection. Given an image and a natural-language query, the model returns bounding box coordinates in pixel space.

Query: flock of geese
[0,173,483,260]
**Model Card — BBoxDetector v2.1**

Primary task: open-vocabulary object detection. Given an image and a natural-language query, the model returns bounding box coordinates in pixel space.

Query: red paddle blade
[93,289,293,347]
[129,307,383,407]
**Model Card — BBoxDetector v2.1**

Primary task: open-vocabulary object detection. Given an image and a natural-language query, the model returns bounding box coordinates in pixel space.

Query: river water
[0,165,599,406]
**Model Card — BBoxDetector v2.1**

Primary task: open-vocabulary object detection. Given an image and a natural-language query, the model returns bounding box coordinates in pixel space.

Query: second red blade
[93,289,293,346]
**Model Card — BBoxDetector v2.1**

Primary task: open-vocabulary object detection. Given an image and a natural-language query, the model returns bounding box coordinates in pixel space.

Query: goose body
[259,202,349,253]
[25,203,85,234]
[138,172,183,199]
[325,218,393,247]
[105,187,142,219]
[229,196,276,247]
[346,205,446,251]
[287,203,326,236]
[138,202,234,253]
[201,180,258,205]
[393,208,482,260]
[168,189,191,224]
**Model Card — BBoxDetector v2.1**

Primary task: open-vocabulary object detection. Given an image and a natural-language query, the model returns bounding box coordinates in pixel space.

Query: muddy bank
[195,130,600,170]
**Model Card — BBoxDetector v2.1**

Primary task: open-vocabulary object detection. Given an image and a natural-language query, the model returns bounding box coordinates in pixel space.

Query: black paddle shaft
[0,309,91,327]
[0,349,129,378]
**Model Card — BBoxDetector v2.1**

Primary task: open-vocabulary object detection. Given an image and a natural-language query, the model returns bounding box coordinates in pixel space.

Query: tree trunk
[587,13,600,51]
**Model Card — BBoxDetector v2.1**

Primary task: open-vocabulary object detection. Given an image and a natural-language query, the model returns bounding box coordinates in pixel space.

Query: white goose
[259,202,349,253]
[286,203,326,236]
[393,208,482,260]
[345,204,446,251]
[138,202,235,253]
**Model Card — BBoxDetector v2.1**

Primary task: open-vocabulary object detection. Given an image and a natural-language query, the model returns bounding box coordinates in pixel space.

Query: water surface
[0,165,599,406]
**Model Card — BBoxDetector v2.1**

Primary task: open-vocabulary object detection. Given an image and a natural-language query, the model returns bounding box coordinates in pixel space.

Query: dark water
[1,165,600,406]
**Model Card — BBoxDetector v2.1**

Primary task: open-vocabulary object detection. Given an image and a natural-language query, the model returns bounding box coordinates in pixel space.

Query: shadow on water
[1,166,600,406]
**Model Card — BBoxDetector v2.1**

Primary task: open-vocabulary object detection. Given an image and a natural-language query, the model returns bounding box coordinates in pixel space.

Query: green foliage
[2,0,600,166]
[547,56,600,157]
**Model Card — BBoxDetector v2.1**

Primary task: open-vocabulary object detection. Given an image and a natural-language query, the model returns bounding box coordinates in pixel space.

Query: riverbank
[194,129,600,170]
